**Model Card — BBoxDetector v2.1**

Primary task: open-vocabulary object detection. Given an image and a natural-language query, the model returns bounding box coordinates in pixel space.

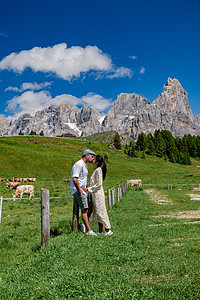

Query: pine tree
[113,132,121,150]
[29,130,36,135]
[136,132,147,151]
[130,142,136,157]
[146,139,156,156]
[161,130,179,163]
[186,134,197,157]
[141,151,146,159]
[124,144,128,154]
[195,136,200,157]
[179,135,189,155]
[153,130,166,158]
[19,130,24,135]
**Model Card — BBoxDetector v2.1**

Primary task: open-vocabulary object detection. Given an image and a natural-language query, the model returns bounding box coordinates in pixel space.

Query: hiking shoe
[80,224,86,234]
[105,230,113,236]
[86,230,97,236]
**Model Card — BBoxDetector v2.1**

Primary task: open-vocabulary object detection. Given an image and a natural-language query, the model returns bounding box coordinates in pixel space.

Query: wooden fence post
[125,184,127,193]
[120,188,122,199]
[117,188,120,202]
[122,186,124,196]
[107,190,111,210]
[72,194,79,232]
[111,189,115,206]
[41,188,50,248]
[0,196,3,224]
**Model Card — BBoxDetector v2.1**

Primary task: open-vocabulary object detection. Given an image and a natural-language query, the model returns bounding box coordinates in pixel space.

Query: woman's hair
[95,155,107,180]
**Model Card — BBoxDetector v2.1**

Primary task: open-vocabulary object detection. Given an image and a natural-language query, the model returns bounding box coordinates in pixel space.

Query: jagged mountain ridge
[1,78,200,139]
[5,103,102,137]
[102,78,200,139]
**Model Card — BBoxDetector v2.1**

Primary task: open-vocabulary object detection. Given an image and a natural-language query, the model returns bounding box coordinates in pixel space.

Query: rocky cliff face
[6,103,102,137]
[102,78,200,139]
[0,115,10,135]
[2,78,200,139]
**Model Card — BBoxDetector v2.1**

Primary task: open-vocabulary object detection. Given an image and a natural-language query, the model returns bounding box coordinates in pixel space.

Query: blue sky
[0,0,200,119]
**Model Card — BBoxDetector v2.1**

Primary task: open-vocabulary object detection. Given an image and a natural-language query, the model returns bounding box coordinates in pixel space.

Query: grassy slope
[1,136,200,299]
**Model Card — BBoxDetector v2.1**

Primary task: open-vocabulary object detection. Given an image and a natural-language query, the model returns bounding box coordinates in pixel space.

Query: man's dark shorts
[73,191,92,210]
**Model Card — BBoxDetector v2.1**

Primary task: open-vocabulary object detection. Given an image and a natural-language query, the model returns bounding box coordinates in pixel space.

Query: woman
[84,155,113,235]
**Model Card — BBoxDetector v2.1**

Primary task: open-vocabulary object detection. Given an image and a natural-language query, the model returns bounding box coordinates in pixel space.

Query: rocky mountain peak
[60,102,71,114]
[153,78,191,115]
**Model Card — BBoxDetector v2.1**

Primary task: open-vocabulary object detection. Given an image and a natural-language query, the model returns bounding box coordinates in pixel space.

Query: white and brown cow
[127,179,142,187]
[12,185,34,201]
[6,182,20,190]
[27,178,37,182]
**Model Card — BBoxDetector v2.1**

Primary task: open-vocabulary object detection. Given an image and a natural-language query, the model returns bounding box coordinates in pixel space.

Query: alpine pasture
[1,136,200,299]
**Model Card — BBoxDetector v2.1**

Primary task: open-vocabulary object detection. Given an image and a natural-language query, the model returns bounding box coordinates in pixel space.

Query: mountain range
[1,78,200,140]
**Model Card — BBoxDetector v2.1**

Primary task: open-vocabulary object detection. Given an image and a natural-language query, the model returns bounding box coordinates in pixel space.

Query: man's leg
[72,195,79,231]
[81,208,91,232]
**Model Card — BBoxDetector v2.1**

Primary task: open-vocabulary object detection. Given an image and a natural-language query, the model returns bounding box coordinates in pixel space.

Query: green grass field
[1,136,200,299]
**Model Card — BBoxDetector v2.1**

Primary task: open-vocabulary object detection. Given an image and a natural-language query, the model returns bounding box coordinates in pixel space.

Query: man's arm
[73,177,82,196]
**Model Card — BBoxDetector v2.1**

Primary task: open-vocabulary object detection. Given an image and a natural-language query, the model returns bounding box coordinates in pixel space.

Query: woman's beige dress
[88,167,111,229]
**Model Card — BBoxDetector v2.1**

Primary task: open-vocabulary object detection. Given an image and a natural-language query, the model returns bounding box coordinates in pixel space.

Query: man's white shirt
[70,159,88,195]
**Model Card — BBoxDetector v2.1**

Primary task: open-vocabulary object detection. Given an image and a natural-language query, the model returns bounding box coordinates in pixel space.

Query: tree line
[124,129,200,165]
[19,130,44,136]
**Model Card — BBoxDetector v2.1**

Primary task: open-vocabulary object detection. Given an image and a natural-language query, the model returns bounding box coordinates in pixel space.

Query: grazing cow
[127,179,142,187]
[21,178,28,182]
[6,182,20,190]
[27,178,37,182]
[12,185,34,201]
[8,178,15,182]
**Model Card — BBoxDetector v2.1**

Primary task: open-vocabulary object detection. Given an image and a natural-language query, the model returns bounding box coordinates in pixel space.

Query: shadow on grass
[32,220,73,252]
[50,219,72,237]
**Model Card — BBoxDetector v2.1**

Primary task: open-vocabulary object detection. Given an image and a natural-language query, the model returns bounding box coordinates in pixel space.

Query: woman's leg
[98,222,103,233]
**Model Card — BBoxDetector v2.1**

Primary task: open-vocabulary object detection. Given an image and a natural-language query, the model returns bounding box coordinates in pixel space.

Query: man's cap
[82,149,96,156]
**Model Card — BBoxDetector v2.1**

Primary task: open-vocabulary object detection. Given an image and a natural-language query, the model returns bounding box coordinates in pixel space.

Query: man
[70,149,96,235]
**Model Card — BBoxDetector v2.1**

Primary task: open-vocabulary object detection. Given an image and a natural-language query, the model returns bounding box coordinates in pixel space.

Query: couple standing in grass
[70,149,113,236]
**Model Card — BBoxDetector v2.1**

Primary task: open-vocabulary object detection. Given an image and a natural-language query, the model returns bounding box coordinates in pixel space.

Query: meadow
[1,136,200,299]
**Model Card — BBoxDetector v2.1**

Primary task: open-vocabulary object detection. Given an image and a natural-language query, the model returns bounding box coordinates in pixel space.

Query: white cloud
[107,67,133,79]
[5,91,52,119]
[81,93,112,111]
[5,90,112,119]
[130,55,137,60]
[5,86,19,92]
[0,43,133,80]
[5,81,52,92]
[0,43,112,81]
[140,66,145,74]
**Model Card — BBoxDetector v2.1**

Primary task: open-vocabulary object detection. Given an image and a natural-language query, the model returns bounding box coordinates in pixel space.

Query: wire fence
[1,181,200,202]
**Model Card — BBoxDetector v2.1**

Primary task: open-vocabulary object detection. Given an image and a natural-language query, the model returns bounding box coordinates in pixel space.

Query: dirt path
[145,189,172,205]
